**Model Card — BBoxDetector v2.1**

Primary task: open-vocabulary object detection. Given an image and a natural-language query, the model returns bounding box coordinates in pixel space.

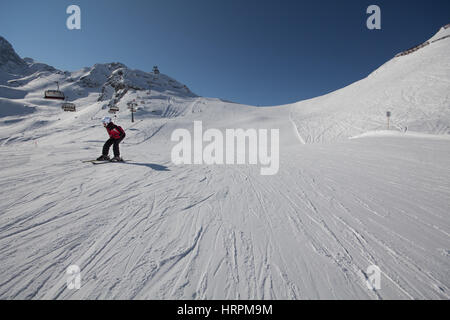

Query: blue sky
[0,0,449,106]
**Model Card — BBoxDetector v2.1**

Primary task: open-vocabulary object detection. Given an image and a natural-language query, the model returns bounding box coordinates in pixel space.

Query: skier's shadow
[126,162,170,171]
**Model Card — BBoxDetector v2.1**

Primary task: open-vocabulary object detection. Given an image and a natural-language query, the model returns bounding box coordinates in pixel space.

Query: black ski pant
[103,138,123,157]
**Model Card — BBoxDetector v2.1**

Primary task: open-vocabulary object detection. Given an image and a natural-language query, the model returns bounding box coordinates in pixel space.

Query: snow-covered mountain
[0,35,195,122]
[289,24,450,143]
[0,36,27,74]
[0,36,59,86]
[0,26,449,300]
[2,23,449,144]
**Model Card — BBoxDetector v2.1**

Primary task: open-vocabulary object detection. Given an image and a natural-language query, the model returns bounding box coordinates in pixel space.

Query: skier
[97,117,126,161]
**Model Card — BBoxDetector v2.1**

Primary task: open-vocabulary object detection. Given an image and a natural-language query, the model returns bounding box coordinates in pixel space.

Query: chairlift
[109,105,120,114]
[61,102,76,112]
[153,66,160,75]
[45,81,65,100]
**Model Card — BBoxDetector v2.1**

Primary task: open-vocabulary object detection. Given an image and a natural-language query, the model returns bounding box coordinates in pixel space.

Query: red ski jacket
[106,123,126,140]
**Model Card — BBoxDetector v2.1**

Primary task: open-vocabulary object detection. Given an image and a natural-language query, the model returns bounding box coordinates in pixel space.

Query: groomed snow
[0,27,449,299]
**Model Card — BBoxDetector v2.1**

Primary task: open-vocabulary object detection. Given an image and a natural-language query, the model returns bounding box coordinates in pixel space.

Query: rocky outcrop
[0,36,27,71]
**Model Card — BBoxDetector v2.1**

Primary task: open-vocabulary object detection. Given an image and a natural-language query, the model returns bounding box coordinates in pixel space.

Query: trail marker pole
[386,111,391,130]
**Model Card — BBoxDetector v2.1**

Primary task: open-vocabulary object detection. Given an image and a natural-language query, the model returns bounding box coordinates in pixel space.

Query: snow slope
[0,27,449,299]
[290,25,450,143]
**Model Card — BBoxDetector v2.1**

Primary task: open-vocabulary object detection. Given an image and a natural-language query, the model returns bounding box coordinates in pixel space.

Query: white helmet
[101,116,112,125]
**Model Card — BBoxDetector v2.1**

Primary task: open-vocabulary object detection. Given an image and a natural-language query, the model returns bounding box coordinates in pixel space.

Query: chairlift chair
[109,106,120,114]
[45,90,65,100]
[62,102,76,112]
[44,81,65,100]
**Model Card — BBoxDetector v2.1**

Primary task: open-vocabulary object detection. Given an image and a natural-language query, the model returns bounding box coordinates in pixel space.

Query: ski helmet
[101,116,112,125]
